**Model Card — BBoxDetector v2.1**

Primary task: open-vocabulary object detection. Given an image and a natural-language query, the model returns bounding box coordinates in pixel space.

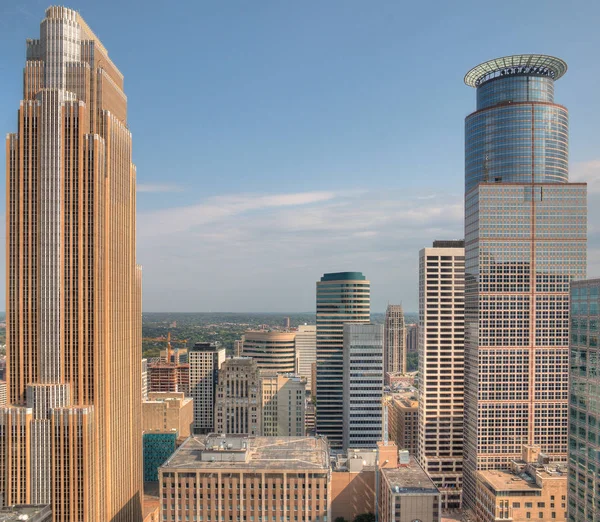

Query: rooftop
[161,435,329,472]
[381,458,439,495]
[320,272,366,282]
[0,504,52,521]
[464,54,567,87]
[478,463,567,494]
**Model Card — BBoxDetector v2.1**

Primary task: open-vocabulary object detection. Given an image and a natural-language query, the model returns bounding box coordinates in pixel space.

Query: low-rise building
[143,392,193,438]
[159,434,330,522]
[476,446,568,522]
[379,455,441,522]
[143,431,178,482]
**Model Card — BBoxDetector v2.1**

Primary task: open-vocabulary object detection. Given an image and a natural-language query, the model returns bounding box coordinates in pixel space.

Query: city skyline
[1,2,600,312]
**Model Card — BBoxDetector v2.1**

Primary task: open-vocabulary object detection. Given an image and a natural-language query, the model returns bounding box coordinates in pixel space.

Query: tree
[353,513,375,522]
[334,517,348,522]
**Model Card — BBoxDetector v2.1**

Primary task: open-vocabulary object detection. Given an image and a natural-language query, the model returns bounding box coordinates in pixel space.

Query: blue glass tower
[462,55,587,509]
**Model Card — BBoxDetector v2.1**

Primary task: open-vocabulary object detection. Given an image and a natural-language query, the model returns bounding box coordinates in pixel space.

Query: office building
[142,358,149,401]
[462,55,587,508]
[296,324,317,389]
[0,384,6,407]
[406,324,419,354]
[160,347,188,364]
[418,241,465,510]
[384,304,406,374]
[143,432,178,483]
[158,434,330,522]
[316,272,370,450]
[142,392,193,438]
[0,505,52,522]
[343,323,383,450]
[568,279,600,521]
[214,358,261,435]
[261,373,306,436]
[305,400,316,435]
[379,456,441,522]
[476,446,567,522]
[189,342,225,434]
[0,7,142,520]
[242,330,297,374]
[388,395,418,456]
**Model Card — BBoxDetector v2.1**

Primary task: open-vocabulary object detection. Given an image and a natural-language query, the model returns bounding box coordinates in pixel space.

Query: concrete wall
[331,471,375,521]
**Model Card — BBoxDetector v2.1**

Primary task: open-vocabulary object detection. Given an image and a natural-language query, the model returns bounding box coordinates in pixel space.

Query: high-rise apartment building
[189,342,225,434]
[418,241,464,510]
[342,323,383,450]
[0,7,142,520]
[316,272,370,450]
[296,324,317,389]
[261,373,306,436]
[384,305,406,374]
[214,358,262,435]
[242,330,297,374]
[462,55,587,508]
[568,279,599,521]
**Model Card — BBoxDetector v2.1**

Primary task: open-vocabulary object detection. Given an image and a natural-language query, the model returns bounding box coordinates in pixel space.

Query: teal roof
[320,272,366,282]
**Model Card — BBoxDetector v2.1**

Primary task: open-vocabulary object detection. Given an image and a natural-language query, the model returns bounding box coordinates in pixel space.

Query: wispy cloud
[137,183,185,193]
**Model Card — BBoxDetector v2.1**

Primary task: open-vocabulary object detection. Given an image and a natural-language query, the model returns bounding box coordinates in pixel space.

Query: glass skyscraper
[568,279,600,521]
[462,55,587,508]
[316,272,370,450]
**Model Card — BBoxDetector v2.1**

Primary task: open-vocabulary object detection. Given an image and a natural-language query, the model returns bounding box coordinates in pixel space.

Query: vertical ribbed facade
[462,55,587,509]
[418,242,464,511]
[2,6,142,520]
[384,304,406,374]
[316,272,370,450]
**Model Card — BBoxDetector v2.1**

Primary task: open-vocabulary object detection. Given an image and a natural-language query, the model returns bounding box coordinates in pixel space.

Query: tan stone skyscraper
[384,304,406,374]
[0,6,142,521]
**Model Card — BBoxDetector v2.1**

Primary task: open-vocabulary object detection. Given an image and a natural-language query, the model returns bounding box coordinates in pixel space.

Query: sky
[1,0,600,313]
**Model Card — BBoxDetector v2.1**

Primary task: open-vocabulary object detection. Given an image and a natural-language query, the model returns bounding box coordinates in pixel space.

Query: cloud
[137,183,184,193]
[137,189,464,311]
[571,160,600,193]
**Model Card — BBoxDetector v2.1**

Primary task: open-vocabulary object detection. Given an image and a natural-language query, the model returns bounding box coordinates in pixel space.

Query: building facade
[406,324,419,354]
[142,358,149,401]
[242,330,297,374]
[568,279,600,521]
[342,323,383,450]
[476,446,567,522]
[147,360,190,396]
[462,55,587,508]
[0,383,6,408]
[261,373,306,437]
[316,272,370,450]
[388,395,418,456]
[214,358,261,435]
[142,392,193,438]
[418,241,465,510]
[384,305,406,374]
[295,324,317,390]
[189,342,225,434]
[0,7,142,520]
[379,457,441,522]
[159,435,330,522]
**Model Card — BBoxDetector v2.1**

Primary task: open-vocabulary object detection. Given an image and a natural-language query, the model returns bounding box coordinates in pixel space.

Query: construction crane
[142,331,188,363]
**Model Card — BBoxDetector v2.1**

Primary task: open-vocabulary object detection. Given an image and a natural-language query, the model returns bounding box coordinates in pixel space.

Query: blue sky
[1,0,600,312]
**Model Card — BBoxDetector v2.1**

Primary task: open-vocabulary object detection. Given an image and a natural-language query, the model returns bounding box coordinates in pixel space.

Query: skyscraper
[384,304,406,374]
[295,324,317,389]
[567,279,599,521]
[189,342,225,434]
[0,7,142,520]
[342,323,383,450]
[418,241,465,510]
[462,55,587,507]
[316,272,370,450]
